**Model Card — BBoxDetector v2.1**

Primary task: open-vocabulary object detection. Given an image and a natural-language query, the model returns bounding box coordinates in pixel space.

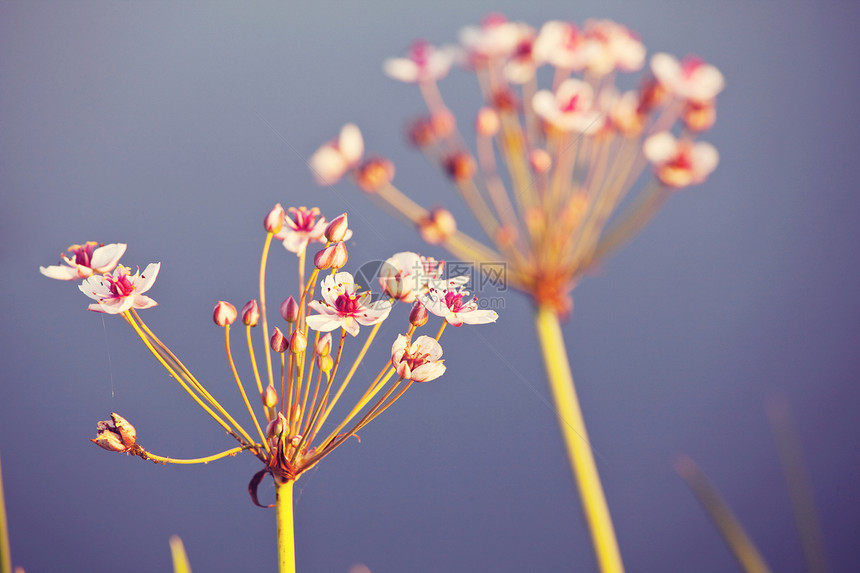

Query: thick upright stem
[276,480,296,573]
[534,306,624,573]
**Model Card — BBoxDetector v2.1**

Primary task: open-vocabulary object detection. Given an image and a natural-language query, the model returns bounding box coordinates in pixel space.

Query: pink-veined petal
[411,362,446,382]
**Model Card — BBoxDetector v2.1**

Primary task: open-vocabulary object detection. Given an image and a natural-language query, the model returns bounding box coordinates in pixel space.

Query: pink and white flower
[583,19,645,75]
[384,40,456,84]
[40,242,126,280]
[379,252,469,303]
[533,79,605,133]
[390,334,446,382]
[309,124,364,185]
[532,21,590,71]
[650,53,724,103]
[419,282,498,327]
[643,132,719,188]
[79,263,160,314]
[306,272,391,336]
[275,207,327,254]
[460,13,523,63]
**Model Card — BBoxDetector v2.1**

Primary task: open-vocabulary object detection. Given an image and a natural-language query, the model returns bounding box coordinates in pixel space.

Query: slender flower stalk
[43,207,497,572]
[311,13,723,571]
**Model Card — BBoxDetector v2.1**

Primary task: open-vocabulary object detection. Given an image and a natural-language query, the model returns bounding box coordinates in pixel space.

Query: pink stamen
[561,94,581,113]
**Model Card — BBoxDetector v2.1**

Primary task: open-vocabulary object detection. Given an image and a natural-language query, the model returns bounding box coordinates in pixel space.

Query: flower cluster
[41,204,498,499]
[310,14,724,314]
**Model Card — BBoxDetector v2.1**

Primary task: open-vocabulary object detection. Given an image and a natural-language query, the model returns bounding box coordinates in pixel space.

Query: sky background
[2,1,860,572]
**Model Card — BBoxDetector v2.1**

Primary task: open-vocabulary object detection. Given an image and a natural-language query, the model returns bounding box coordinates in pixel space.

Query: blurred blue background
[2,1,859,571]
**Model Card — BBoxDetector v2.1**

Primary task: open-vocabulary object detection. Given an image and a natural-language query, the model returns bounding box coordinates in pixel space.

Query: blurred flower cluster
[311,13,724,314]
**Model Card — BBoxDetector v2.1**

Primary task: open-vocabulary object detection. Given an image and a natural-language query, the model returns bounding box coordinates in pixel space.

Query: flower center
[681,56,704,78]
[402,347,431,370]
[334,293,360,315]
[444,290,467,313]
[70,243,96,267]
[106,271,135,298]
[561,93,582,113]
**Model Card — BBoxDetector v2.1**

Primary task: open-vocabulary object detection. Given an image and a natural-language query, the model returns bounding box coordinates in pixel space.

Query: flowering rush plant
[309,14,723,573]
[40,205,497,572]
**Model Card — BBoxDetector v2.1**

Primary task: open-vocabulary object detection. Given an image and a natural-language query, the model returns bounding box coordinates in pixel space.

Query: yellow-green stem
[276,480,296,573]
[0,455,12,573]
[534,306,624,573]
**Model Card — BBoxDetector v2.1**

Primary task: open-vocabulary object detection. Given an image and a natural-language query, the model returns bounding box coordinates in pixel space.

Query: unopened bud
[318,353,334,374]
[315,332,332,357]
[264,203,285,233]
[289,328,307,354]
[280,296,299,323]
[263,385,279,409]
[683,100,716,132]
[530,149,552,174]
[356,158,395,192]
[443,152,476,183]
[476,107,500,137]
[242,300,260,327]
[325,213,349,242]
[407,116,436,147]
[430,109,456,139]
[315,242,348,270]
[267,413,287,439]
[290,434,303,447]
[409,301,429,327]
[419,208,457,245]
[270,327,288,353]
[213,301,237,327]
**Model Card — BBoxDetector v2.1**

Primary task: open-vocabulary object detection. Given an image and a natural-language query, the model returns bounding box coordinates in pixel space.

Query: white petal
[281,231,308,254]
[40,265,80,280]
[383,58,419,83]
[643,132,678,164]
[135,263,160,294]
[390,334,409,359]
[132,294,158,310]
[306,313,344,332]
[413,335,443,361]
[309,145,347,185]
[90,243,127,272]
[650,53,680,85]
[692,141,719,178]
[338,124,364,165]
[532,90,558,121]
[458,309,499,325]
[411,362,446,382]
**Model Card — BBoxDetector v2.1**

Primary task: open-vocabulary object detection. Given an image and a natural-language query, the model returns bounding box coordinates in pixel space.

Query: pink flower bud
[409,301,429,327]
[263,385,279,409]
[530,149,552,174]
[213,301,237,327]
[270,327,288,353]
[264,203,285,233]
[289,328,307,354]
[280,296,299,323]
[242,300,260,327]
[267,413,287,439]
[476,107,500,136]
[314,242,348,270]
[325,213,349,242]
[443,152,476,183]
[356,158,395,192]
[315,332,332,357]
[331,242,348,268]
[418,209,457,245]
